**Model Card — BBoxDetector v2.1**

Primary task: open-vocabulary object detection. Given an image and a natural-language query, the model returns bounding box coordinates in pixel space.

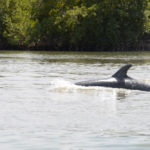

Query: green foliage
[145,1,150,33]
[0,0,7,44]
[31,0,147,50]
[0,0,148,50]
[2,0,36,46]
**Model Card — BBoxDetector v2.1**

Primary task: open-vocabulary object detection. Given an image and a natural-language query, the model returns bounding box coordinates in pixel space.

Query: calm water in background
[0,50,150,150]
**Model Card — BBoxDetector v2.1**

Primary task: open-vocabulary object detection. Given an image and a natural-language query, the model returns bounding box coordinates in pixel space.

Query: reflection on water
[0,50,150,150]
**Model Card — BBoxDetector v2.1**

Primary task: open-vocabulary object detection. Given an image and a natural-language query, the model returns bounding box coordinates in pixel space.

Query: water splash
[49,79,76,92]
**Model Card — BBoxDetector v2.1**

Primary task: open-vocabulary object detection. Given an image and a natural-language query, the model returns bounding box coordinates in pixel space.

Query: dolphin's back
[75,64,150,91]
[76,78,118,87]
[76,64,132,87]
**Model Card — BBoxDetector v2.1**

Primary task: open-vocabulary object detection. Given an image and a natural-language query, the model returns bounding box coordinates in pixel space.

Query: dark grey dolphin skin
[75,64,150,91]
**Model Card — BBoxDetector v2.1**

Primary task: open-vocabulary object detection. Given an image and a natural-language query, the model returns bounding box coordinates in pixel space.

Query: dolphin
[75,64,150,91]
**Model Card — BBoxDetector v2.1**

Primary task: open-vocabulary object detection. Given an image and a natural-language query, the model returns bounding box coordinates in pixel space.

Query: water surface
[0,50,150,150]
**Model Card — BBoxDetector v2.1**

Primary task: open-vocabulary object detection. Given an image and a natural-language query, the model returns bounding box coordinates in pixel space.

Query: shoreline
[0,39,150,52]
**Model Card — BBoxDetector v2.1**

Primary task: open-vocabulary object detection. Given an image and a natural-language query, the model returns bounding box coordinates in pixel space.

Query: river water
[0,50,150,150]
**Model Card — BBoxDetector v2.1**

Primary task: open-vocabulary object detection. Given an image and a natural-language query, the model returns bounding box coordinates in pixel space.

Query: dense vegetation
[145,2,150,34]
[0,0,148,50]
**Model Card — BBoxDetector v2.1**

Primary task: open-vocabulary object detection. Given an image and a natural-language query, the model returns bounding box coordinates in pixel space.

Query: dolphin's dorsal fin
[112,64,132,79]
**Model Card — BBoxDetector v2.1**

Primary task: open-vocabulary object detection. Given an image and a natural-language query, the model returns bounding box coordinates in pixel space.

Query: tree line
[0,0,148,51]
